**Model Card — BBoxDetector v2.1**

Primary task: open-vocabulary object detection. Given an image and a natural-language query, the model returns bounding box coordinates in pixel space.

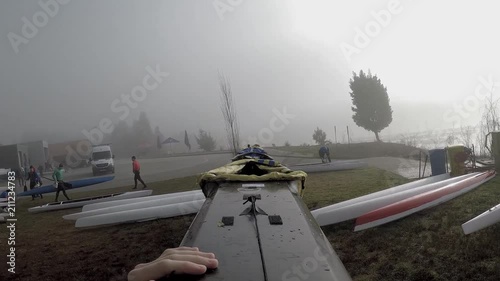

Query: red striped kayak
[355,171,496,231]
[312,173,474,227]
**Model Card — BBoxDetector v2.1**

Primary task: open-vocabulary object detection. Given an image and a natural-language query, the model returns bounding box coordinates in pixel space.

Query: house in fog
[0,144,30,171]
[21,140,49,168]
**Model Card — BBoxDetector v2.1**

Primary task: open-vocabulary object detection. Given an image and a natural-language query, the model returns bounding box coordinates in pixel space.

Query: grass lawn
[1,168,499,281]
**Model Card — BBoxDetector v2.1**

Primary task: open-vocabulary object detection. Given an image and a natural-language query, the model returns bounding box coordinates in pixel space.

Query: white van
[91,145,115,176]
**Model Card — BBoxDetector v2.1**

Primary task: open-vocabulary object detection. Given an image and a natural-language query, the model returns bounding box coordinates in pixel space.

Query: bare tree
[445,135,456,146]
[458,125,475,149]
[398,133,418,147]
[429,131,445,148]
[219,72,240,155]
[477,88,500,156]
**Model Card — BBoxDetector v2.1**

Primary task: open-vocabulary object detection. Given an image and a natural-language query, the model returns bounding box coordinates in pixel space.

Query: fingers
[133,263,148,269]
[160,246,199,257]
[149,255,218,272]
[163,254,218,269]
[136,250,216,269]
[128,259,209,281]
[129,247,218,281]
[159,248,215,260]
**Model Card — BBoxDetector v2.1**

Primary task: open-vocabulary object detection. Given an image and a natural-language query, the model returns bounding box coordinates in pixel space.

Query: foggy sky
[1,0,499,147]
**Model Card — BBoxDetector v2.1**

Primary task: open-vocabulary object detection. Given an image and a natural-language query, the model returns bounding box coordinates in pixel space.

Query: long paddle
[41,176,55,182]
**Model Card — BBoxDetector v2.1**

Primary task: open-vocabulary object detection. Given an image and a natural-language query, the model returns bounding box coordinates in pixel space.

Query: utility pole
[347,126,351,145]
[334,126,337,145]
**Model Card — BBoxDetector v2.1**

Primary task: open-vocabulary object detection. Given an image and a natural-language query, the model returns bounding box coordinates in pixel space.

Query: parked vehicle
[90,145,115,176]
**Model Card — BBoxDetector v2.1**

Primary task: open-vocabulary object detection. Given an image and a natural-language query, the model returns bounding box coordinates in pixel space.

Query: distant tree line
[104,112,156,157]
[100,112,220,156]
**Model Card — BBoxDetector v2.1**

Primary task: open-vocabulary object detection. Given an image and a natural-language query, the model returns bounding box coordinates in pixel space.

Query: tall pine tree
[349,70,393,141]
[132,112,155,150]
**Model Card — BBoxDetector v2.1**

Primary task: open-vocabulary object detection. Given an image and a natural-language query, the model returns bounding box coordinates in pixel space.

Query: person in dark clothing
[11,168,19,190]
[38,164,44,177]
[53,163,71,202]
[45,161,53,172]
[26,166,43,200]
[17,167,27,191]
[319,146,331,163]
[132,156,147,189]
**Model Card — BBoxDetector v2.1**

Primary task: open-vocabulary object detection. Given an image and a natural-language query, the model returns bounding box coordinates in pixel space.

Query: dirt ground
[0,177,200,281]
[2,153,498,281]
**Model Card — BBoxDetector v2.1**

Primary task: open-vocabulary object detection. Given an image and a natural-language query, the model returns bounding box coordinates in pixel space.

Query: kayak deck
[171,181,351,281]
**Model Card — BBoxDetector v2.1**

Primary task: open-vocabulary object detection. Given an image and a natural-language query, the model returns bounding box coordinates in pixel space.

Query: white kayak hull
[75,199,205,228]
[0,213,9,223]
[462,203,500,235]
[28,190,153,213]
[312,173,449,214]
[312,173,477,227]
[355,171,496,231]
[82,190,202,212]
[64,192,206,220]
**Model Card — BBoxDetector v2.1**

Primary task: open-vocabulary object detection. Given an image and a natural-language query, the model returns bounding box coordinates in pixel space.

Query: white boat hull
[75,199,205,228]
[28,190,153,213]
[312,173,477,226]
[82,190,202,212]
[355,171,496,231]
[0,213,9,223]
[462,203,500,235]
[312,173,449,214]
[64,192,206,220]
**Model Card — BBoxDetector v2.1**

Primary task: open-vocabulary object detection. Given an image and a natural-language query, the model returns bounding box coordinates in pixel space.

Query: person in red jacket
[131,156,147,189]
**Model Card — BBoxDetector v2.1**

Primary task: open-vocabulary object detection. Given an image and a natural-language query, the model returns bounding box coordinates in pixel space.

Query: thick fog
[1,0,499,148]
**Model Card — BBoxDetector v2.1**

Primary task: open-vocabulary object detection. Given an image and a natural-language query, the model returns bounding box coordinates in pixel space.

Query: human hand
[128,247,218,281]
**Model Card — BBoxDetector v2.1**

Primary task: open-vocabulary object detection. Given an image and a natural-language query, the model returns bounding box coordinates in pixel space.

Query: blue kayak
[1,176,115,197]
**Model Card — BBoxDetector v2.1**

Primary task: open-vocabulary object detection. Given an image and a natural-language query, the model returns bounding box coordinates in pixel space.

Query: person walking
[18,167,27,191]
[132,156,147,189]
[26,165,43,200]
[319,146,331,163]
[38,164,44,177]
[45,161,53,172]
[53,163,71,202]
